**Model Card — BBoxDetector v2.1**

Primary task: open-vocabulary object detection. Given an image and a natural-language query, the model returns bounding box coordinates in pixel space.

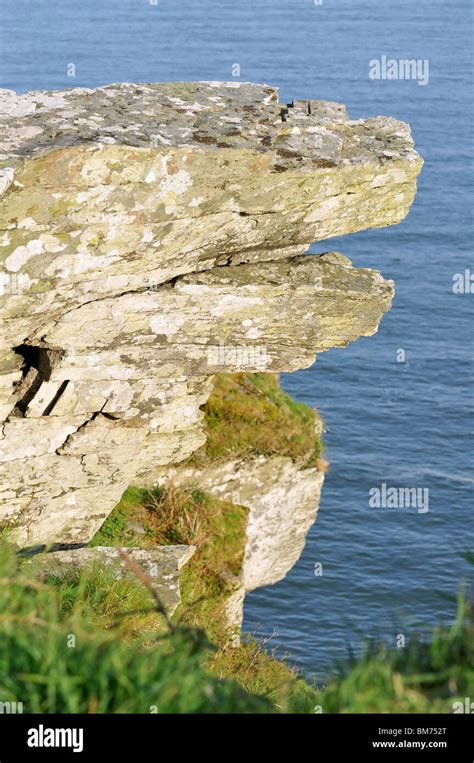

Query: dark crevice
[55,403,116,456]
[101,411,120,421]
[9,343,65,418]
[17,542,87,558]
[11,367,43,416]
[42,380,70,416]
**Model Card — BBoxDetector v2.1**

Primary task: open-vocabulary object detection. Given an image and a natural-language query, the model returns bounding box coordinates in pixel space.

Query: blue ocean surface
[1,0,472,679]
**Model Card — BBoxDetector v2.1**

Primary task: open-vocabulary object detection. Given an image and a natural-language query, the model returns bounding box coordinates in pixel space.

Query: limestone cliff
[148,371,326,630]
[0,82,422,609]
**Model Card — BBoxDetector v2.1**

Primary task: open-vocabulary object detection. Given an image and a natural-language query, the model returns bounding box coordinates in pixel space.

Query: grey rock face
[27,545,195,616]
[0,82,422,549]
[153,456,324,594]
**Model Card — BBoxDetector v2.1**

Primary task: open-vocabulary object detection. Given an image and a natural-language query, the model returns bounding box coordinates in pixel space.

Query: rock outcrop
[154,454,325,630]
[0,82,422,568]
[24,545,195,616]
[154,454,325,593]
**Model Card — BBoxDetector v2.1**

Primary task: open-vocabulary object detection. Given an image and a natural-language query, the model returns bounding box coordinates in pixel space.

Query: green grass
[0,540,273,713]
[320,588,474,713]
[52,562,163,634]
[89,483,320,711]
[88,483,474,715]
[89,487,150,548]
[90,482,249,639]
[137,484,249,644]
[187,373,325,469]
[1,527,472,714]
[210,634,320,713]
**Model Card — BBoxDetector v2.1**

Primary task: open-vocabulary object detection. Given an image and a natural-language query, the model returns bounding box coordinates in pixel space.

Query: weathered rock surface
[152,455,325,596]
[27,545,195,615]
[0,81,422,549]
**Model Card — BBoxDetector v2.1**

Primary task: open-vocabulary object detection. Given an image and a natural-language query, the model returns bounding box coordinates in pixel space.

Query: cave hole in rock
[11,343,66,417]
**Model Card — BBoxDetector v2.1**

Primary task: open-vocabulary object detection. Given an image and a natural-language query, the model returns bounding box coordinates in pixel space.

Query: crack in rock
[0,81,422,553]
[8,341,65,418]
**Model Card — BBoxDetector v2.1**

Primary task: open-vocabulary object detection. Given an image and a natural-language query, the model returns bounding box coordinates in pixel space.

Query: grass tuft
[187,373,325,468]
[0,540,273,714]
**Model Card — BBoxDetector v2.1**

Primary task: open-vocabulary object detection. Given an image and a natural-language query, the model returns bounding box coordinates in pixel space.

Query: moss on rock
[188,372,325,468]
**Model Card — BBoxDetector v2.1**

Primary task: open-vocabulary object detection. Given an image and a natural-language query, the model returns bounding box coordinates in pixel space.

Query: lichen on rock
[152,373,326,622]
[0,81,422,585]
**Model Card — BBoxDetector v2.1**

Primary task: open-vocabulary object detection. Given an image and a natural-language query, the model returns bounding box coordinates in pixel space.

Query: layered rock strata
[0,82,422,570]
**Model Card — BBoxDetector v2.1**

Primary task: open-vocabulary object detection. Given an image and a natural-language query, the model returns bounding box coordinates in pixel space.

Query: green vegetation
[96,483,249,644]
[188,373,325,468]
[145,485,248,644]
[1,523,472,714]
[0,539,272,713]
[2,372,471,714]
[90,486,151,548]
[89,483,474,714]
[209,634,320,713]
[89,482,320,711]
[321,589,474,713]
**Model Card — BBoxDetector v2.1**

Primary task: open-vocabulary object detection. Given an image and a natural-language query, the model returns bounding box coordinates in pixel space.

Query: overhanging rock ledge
[0,81,422,554]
